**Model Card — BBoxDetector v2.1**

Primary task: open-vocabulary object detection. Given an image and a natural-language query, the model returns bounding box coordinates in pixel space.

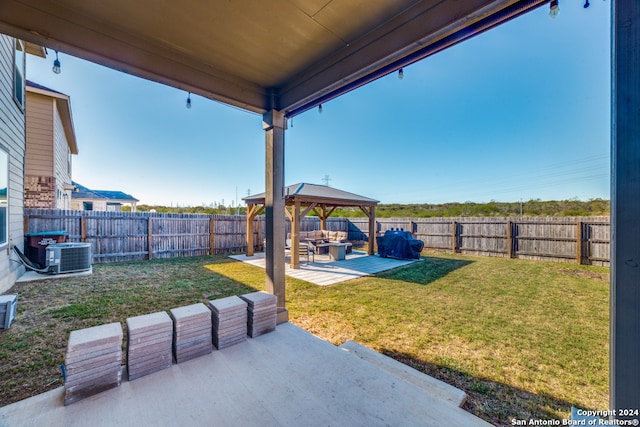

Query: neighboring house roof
[244,183,378,207]
[26,80,78,154]
[71,182,107,200]
[71,182,139,203]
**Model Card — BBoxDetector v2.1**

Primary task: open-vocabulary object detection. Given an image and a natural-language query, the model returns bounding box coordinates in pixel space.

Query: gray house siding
[0,34,26,293]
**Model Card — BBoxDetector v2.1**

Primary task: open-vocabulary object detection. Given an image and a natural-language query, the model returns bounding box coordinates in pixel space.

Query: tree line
[127,198,610,218]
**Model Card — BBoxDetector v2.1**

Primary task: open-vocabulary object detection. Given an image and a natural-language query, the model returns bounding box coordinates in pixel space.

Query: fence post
[147,217,153,260]
[209,216,215,255]
[409,220,415,236]
[81,216,87,242]
[506,220,513,258]
[451,221,458,253]
[576,221,583,264]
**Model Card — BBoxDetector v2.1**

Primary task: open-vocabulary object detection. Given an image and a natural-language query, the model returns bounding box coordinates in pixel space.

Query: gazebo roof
[244,183,378,207]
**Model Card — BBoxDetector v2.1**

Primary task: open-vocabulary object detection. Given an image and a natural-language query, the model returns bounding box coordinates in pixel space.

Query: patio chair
[299,243,314,264]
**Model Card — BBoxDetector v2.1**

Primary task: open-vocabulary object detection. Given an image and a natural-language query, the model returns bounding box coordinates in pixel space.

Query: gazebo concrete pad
[229,251,420,286]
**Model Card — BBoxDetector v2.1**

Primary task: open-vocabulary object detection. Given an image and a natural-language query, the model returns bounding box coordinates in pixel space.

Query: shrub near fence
[24,210,610,266]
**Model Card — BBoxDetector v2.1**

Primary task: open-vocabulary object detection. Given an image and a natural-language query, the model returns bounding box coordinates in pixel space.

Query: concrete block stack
[208,296,247,350]
[126,311,173,380]
[64,322,123,405]
[240,291,277,338]
[170,303,212,363]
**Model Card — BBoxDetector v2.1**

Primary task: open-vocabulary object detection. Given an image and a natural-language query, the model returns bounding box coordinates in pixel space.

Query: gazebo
[244,183,378,268]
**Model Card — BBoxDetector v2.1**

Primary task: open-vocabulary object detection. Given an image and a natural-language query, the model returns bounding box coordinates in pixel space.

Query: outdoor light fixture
[549,0,559,18]
[52,51,61,74]
[398,68,404,80]
[186,92,192,109]
[318,104,323,114]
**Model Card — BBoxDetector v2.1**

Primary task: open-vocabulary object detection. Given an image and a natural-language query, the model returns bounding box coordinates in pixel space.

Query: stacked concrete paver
[170,303,212,363]
[241,291,277,338]
[126,311,173,380]
[208,296,248,349]
[64,322,123,405]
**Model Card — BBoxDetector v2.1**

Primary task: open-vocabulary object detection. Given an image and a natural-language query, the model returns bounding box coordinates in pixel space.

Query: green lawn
[0,253,608,426]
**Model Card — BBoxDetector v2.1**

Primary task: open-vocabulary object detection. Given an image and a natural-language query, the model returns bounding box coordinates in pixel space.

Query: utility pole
[520,199,523,217]
[322,174,332,187]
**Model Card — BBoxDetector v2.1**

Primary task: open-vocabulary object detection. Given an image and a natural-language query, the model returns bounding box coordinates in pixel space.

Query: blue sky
[25,2,610,207]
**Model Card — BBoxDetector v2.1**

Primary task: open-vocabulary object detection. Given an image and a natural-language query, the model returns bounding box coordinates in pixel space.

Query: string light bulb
[583,0,590,8]
[52,51,61,74]
[549,0,559,18]
[318,104,323,114]
[186,92,192,109]
[398,68,404,80]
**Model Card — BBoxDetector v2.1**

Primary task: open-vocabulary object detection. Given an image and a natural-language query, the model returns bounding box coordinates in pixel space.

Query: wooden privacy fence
[23,210,349,263]
[24,210,610,266]
[348,216,610,266]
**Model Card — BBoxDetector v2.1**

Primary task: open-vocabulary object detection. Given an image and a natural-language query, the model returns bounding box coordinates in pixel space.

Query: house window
[0,147,8,246]
[106,203,121,212]
[83,201,93,211]
[13,39,26,110]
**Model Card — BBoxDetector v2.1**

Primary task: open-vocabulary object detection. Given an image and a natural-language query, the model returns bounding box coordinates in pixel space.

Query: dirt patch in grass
[384,350,575,427]
[559,268,609,282]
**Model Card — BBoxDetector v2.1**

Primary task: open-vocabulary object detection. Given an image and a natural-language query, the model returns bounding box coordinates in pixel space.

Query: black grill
[376,229,424,260]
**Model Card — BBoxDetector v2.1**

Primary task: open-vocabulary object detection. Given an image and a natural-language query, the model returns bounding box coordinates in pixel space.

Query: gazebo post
[291,199,301,268]
[245,203,255,256]
[263,110,288,324]
[245,204,264,257]
[368,206,376,255]
[320,205,327,230]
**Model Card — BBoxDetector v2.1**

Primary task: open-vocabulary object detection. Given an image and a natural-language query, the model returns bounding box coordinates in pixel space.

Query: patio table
[328,243,348,261]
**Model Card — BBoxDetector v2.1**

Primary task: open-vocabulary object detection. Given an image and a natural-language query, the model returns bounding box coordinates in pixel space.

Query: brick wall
[24,175,55,209]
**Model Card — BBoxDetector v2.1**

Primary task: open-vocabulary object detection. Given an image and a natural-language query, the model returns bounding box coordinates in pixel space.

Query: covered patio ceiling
[0,0,546,117]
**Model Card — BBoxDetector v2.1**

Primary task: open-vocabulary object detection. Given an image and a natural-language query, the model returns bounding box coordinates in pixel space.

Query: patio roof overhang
[1,0,638,413]
[244,183,379,267]
[0,0,546,118]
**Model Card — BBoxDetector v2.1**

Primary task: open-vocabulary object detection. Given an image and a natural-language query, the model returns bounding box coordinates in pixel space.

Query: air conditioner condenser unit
[45,243,92,274]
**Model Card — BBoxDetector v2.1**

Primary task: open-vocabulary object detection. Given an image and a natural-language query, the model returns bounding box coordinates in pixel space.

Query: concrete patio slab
[339,340,468,408]
[0,323,490,427]
[16,268,93,283]
[230,251,419,285]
